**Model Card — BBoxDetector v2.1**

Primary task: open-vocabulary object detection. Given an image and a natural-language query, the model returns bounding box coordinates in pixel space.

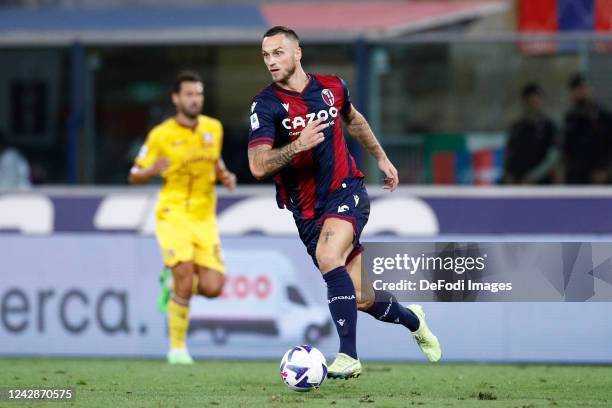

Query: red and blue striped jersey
[248,74,364,219]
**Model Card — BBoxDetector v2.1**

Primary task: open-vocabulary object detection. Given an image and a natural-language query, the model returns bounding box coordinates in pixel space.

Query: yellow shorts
[156,216,224,273]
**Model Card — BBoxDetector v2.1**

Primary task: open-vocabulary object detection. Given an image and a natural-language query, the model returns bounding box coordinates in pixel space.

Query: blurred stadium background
[1,0,612,403]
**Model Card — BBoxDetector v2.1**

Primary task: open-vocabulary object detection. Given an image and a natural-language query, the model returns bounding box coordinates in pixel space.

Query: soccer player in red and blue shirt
[248,26,441,378]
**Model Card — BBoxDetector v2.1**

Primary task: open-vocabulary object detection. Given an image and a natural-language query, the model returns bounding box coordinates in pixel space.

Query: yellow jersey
[135,115,223,220]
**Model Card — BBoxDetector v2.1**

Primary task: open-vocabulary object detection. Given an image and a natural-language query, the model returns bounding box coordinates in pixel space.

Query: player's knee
[200,275,225,298]
[316,248,343,272]
[201,287,222,298]
[200,284,223,298]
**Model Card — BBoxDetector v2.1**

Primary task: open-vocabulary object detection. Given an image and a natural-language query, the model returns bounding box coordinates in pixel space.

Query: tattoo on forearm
[265,142,298,168]
[347,114,384,159]
[249,141,301,178]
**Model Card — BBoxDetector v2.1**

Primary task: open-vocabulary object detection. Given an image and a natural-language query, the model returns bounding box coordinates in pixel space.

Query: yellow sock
[192,274,199,295]
[168,299,189,350]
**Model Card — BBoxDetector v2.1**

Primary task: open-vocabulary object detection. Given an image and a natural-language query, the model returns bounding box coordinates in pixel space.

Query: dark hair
[172,70,202,94]
[521,82,542,99]
[568,73,586,90]
[263,26,300,44]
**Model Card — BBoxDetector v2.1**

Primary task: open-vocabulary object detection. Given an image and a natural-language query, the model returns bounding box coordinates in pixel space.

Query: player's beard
[180,102,201,119]
[274,61,296,84]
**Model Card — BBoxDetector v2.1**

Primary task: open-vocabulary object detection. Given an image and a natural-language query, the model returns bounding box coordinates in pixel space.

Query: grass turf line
[1,358,611,407]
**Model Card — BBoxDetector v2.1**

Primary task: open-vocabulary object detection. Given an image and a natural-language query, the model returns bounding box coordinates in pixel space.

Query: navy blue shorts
[293,177,370,268]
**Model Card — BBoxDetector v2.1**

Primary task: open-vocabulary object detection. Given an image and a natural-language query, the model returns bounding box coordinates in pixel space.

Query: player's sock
[323,266,358,359]
[365,289,420,332]
[192,274,199,295]
[168,296,190,350]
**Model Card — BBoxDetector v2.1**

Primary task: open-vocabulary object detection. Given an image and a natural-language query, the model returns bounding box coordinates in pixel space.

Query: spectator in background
[0,131,31,189]
[563,74,612,184]
[504,82,559,184]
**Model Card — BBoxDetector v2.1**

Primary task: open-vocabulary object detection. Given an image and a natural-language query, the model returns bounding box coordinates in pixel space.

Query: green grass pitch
[1,358,611,407]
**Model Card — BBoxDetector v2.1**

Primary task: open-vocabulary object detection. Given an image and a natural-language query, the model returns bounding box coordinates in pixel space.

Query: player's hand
[149,157,170,176]
[378,158,399,192]
[219,170,237,191]
[294,118,328,153]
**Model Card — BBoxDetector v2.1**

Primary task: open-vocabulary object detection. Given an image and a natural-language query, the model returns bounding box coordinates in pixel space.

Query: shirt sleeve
[338,77,352,116]
[134,129,161,168]
[248,98,277,148]
[215,119,224,158]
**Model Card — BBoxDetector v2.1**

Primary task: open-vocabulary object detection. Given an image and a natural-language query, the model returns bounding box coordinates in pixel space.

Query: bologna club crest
[321,89,334,106]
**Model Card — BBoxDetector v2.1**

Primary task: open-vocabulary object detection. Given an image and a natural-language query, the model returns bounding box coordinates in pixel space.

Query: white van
[187,249,331,345]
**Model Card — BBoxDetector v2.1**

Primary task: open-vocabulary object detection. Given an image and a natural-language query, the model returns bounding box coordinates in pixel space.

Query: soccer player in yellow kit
[129,71,236,364]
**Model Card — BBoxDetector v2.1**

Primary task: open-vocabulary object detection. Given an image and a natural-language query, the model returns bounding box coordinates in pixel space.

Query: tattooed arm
[343,105,386,161]
[248,118,329,180]
[342,104,399,191]
[248,142,300,180]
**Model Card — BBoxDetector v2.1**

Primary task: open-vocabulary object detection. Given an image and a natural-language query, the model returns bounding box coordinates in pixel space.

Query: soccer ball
[279,345,327,392]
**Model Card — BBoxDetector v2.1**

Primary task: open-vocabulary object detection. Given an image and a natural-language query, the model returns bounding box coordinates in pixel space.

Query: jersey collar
[173,116,200,131]
[272,73,313,97]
